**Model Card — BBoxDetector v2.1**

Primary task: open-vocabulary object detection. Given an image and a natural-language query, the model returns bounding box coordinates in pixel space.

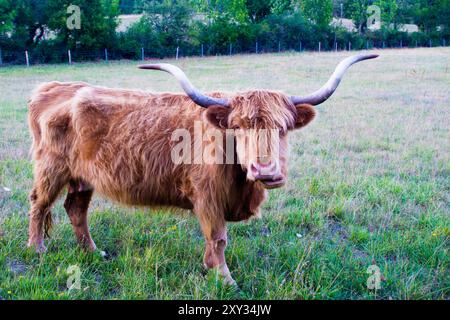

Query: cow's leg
[63,180,96,252]
[28,160,69,253]
[197,214,235,285]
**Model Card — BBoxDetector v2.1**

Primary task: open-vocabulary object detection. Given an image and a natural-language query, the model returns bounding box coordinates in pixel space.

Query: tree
[118,15,160,57]
[119,0,137,13]
[299,0,333,28]
[0,0,15,36]
[345,0,371,33]
[46,0,119,50]
[142,0,193,56]
[413,0,449,33]
[245,0,272,22]
[195,0,249,23]
[374,0,398,27]
[9,0,51,48]
[192,0,249,51]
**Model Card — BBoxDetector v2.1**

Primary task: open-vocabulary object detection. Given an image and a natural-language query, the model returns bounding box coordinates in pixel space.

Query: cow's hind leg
[28,158,69,253]
[63,180,96,252]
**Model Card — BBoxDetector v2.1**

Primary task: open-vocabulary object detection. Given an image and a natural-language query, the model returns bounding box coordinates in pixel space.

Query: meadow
[0,48,448,300]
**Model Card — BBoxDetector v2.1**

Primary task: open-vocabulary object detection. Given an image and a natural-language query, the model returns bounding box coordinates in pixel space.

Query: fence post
[68,49,72,65]
[429,39,432,47]
[140,47,144,61]
[201,44,204,57]
[299,40,302,52]
[348,41,351,51]
[0,48,2,65]
[278,41,281,53]
[335,42,338,51]
[25,50,30,67]
[400,40,403,48]
[366,40,369,49]
[176,47,179,60]
[104,48,108,62]
[443,39,446,47]
[229,43,232,56]
[256,41,258,54]
[318,42,321,52]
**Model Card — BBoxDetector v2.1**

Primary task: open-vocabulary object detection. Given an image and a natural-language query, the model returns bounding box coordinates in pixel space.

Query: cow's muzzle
[258,176,285,189]
[250,162,285,189]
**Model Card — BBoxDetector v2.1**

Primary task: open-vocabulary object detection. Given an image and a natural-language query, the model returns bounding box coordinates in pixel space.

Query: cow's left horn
[138,63,230,108]
[290,53,379,106]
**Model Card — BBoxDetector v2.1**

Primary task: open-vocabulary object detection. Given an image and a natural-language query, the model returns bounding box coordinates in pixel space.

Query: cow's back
[67,86,198,207]
[29,82,203,208]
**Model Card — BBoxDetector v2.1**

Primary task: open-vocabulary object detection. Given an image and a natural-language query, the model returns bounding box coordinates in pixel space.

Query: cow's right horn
[138,63,230,108]
[290,53,379,106]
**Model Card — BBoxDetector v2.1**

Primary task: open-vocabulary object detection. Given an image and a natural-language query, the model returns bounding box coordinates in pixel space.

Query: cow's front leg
[197,214,235,286]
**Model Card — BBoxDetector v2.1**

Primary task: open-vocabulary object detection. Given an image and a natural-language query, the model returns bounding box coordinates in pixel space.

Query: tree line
[0,0,448,64]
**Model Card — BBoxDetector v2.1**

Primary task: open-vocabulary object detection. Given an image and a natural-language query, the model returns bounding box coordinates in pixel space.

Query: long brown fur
[27,81,315,282]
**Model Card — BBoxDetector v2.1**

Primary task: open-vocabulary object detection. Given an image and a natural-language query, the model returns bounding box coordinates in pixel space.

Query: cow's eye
[231,125,240,130]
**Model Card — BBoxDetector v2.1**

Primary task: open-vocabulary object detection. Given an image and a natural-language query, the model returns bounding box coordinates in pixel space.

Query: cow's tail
[28,82,63,238]
[28,91,54,237]
[27,109,40,160]
[44,210,53,238]
[28,83,49,159]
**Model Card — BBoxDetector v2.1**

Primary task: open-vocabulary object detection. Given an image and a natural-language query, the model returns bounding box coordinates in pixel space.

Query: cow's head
[202,92,314,189]
[139,54,378,189]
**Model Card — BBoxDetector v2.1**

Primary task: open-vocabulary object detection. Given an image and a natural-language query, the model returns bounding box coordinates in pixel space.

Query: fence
[0,37,448,67]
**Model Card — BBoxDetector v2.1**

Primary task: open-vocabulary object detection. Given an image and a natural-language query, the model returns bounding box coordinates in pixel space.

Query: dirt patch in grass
[7,258,28,276]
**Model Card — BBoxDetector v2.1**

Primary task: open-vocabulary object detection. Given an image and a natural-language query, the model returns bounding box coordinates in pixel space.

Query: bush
[0,2,448,64]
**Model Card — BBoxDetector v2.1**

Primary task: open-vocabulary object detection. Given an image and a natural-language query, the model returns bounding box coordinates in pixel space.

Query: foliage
[0,0,15,35]
[0,0,448,62]
[345,0,372,33]
[299,0,333,28]
[374,0,398,26]
[46,0,119,50]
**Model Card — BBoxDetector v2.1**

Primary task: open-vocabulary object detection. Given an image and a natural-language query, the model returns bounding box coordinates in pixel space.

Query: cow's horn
[290,53,379,106]
[138,63,230,108]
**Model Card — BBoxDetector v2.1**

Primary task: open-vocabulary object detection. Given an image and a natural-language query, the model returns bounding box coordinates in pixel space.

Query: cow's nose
[250,161,278,179]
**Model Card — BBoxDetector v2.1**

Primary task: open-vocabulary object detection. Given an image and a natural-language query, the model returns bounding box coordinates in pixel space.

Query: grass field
[0,48,448,300]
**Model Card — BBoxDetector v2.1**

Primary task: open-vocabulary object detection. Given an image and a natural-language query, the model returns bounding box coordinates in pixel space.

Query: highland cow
[27,54,378,284]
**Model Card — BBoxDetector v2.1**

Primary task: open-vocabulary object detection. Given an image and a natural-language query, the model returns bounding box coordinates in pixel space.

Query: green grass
[0,48,449,299]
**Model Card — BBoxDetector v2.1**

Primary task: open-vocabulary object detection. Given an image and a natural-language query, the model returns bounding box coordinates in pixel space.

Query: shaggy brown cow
[27,54,377,284]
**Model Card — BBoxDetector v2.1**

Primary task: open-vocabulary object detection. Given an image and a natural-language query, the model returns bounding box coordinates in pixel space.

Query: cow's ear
[294,104,316,129]
[204,106,231,129]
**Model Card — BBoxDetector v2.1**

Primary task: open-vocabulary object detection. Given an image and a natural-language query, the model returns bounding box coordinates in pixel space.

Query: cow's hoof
[93,249,110,260]
[223,275,237,287]
[27,241,47,254]
[36,244,47,253]
[204,264,238,287]
[99,250,108,259]
[217,266,237,287]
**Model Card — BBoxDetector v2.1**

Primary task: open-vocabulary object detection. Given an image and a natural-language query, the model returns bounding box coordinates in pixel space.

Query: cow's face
[205,91,315,189]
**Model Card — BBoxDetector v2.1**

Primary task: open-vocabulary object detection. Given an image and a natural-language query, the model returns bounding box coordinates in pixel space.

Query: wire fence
[0,37,447,67]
